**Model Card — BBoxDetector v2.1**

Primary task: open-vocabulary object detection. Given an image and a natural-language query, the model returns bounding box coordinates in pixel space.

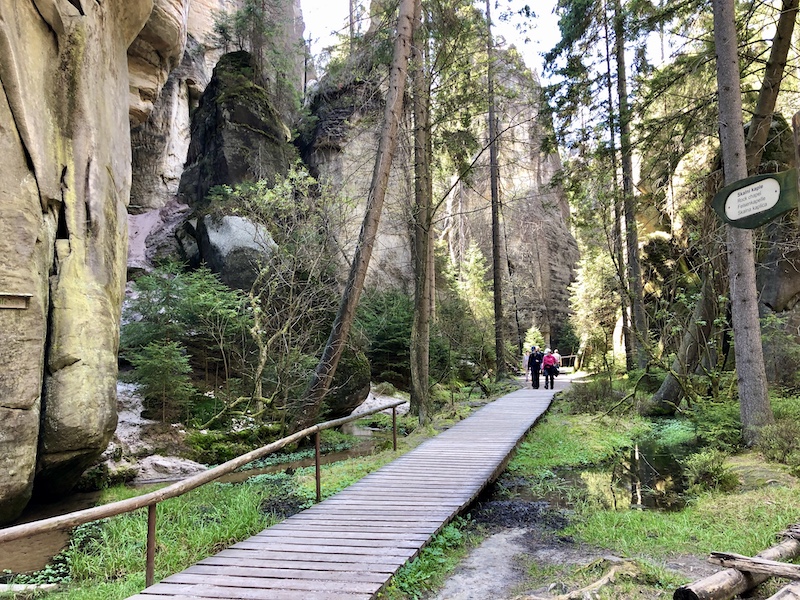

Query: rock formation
[439,56,580,346]
[304,49,578,343]
[0,0,157,523]
[178,51,297,208]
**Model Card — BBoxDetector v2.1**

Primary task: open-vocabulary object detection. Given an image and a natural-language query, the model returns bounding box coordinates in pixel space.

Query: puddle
[502,439,693,512]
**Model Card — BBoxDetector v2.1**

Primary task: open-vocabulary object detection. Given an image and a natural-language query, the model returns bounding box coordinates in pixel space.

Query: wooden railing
[0,400,406,587]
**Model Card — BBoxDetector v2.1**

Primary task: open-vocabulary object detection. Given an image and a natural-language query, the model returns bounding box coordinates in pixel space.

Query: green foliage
[569,485,800,560]
[569,252,621,374]
[683,449,739,494]
[129,341,197,422]
[758,421,800,472]
[641,419,696,448]
[185,424,284,465]
[686,397,742,452]
[560,377,621,414]
[211,0,302,113]
[356,413,419,437]
[356,289,413,389]
[75,463,139,493]
[435,244,496,378]
[122,262,249,357]
[382,519,473,600]
[761,312,800,390]
[523,325,545,351]
[508,412,648,478]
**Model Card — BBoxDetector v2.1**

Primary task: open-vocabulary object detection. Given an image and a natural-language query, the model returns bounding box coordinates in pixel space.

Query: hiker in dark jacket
[529,346,544,389]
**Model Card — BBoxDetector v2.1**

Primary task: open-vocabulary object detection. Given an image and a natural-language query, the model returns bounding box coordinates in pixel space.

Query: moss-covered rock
[178,51,297,208]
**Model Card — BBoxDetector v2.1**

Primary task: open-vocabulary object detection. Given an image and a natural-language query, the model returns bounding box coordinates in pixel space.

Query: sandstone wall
[440,60,579,348]
[0,0,153,522]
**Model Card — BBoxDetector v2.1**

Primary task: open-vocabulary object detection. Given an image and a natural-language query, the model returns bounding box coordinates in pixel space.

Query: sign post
[711,168,798,229]
[794,110,800,214]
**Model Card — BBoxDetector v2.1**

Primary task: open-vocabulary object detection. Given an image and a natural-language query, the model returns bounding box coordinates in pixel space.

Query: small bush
[687,397,742,452]
[683,449,739,493]
[561,377,621,414]
[758,421,800,468]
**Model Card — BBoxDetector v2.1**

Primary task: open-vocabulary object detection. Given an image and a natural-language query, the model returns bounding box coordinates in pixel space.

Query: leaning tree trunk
[640,275,717,415]
[714,0,773,445]
[293,0,416,431]
[646,0,797,417]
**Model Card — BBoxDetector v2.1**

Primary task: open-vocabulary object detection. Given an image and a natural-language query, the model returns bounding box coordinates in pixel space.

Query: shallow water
[503,439,693,512]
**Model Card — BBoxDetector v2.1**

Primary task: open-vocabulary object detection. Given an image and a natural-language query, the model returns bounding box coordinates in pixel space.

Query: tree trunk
[641,275,717,416]
[486,0,505,378]
[614,0,647,370]
[713,0,773,445]
[602,0,633,371]
[294,0,415,431]
[410,0,433,424]
[744,0,799,173]
[648,0,796,417]
[674,537,800,600]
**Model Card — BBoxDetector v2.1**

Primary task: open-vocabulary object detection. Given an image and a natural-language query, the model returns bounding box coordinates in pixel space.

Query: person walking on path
[522,350,531,382]
[553,349,562,369]
[542,348,557,390]
[529,346,544,389]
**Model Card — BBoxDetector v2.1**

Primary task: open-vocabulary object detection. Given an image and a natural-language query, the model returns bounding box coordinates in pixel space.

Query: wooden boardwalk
[128,382,556,600]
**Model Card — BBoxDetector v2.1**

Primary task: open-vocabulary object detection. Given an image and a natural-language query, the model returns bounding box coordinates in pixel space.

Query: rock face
[305,51,578,343]
[178,51,297,208]
[440,60,579,346]
[303,77,414,290]
[0,0,154,522]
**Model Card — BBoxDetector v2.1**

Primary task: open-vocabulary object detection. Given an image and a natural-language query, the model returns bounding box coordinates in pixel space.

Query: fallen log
[767,581,800,599]
[674,537,800,600]
[707,552,800,580]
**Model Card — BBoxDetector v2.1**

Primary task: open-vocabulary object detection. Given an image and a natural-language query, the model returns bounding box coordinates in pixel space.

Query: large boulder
[0,0,153,520]
[178,51,297,208]
[196,214,276,290]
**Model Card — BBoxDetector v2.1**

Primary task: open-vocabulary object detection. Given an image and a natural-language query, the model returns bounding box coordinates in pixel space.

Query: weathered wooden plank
[138,582,370,599]
[213,548,415,564]
[183,564,389,583]
[162,573,380,594]
[248,534,425,547]
[198,555,399,573]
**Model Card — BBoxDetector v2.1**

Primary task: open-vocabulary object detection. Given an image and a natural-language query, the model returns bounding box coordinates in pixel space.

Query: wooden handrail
[0,399,406,545]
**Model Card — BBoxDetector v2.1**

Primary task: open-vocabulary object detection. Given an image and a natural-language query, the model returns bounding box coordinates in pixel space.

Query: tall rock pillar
[0,0,153,522]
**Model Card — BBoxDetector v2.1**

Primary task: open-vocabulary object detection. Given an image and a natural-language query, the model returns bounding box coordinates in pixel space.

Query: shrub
[356,289,413,389]
[128,340,197,422]
[758,421,800,468]
[683,449,739,493]
[686,397,742,452]
[561,377,621,414]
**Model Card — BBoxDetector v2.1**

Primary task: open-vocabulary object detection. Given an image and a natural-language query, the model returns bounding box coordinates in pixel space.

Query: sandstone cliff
[0,0,156,522]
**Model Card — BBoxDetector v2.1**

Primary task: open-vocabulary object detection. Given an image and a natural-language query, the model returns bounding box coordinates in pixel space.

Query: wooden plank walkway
[128,382,556,600]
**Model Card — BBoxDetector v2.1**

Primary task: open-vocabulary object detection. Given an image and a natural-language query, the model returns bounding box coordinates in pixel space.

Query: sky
[299,0,561,78]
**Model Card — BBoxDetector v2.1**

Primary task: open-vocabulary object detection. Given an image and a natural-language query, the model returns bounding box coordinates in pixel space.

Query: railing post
[392,406,397,451]
[146,503,157,587]
[315,430,321,503]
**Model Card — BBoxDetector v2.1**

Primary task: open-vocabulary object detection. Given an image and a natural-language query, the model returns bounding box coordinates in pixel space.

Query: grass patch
[379,518,478,599]
[567,484,800,559]
[507,411,649,478]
